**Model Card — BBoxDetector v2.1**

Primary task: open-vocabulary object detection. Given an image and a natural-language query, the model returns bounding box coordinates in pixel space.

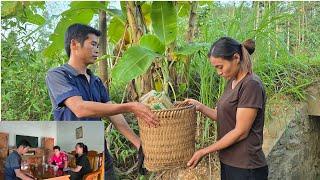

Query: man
[48,146,68,169]
[4,140,34,180]
[46,24,157,178]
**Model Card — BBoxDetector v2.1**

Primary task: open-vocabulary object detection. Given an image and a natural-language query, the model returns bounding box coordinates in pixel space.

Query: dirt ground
[152,159,219,180]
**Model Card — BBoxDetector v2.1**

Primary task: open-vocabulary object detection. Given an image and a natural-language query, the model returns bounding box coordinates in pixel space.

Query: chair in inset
[83,152,104,180]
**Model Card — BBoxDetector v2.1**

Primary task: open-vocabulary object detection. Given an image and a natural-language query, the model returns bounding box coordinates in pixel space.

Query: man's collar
[63,64,93,76]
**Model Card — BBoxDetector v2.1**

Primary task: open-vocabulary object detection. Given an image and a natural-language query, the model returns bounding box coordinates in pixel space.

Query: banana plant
[41,1,205,99]
[111,1,205,99]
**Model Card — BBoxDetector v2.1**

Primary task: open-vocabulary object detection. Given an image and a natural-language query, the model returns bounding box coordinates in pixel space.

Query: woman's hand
[184,99,218,121]
[184,99,203,111]
[187,149,207,168]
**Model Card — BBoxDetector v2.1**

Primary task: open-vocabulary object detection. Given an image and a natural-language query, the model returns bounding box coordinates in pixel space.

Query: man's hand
[130,102,159,128]
[187,149,207,169]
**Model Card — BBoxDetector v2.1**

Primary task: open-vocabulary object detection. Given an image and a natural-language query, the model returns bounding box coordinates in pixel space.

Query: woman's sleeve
[238,80,264,109]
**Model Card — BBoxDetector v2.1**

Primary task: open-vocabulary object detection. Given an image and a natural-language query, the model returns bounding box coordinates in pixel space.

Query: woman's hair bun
[242,39,255,55]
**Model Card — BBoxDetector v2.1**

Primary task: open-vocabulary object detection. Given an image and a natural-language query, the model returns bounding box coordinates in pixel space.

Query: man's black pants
[105,141,116,180]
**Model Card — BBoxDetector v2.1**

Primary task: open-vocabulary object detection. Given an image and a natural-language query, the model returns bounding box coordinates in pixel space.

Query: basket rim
[151,102,195,113]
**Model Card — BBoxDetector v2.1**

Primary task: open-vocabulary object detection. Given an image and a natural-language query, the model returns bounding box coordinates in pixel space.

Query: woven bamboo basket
[138,102,196,172]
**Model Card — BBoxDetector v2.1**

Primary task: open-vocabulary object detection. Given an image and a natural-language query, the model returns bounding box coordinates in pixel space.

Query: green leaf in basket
[152,103,165,110]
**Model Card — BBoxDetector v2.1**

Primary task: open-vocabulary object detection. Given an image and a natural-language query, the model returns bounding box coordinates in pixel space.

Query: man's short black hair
[17,140,31,148]
[53,146,60,151]
[64,23,101,57]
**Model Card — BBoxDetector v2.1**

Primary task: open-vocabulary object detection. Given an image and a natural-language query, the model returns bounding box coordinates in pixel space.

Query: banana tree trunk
[126,1,153,101]
[136,3,154,96]
[126,1,142,43]
[186,1,197,43]
[98,1,109,89]
[126,1,140,101]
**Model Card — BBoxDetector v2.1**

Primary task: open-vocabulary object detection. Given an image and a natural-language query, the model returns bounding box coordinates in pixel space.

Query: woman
[70,143,91,180]
[48,146,68,169]
[186,37,268,180]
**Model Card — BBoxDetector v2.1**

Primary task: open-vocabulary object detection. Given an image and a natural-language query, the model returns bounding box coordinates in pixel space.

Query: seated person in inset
[48,146,68,169]
[4,140,34,180]
[69,142,91,180]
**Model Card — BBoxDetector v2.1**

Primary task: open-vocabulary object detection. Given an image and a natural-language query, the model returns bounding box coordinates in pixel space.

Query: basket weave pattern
[138,104,196,171]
